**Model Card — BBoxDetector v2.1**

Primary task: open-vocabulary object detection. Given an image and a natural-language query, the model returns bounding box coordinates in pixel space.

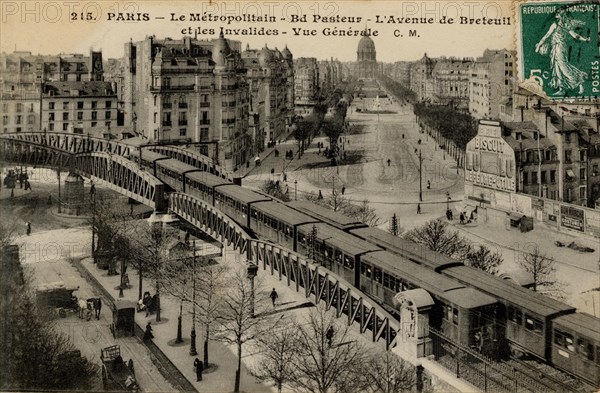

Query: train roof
[298,223,381,256]
[217,185,271,204]
[444,266,575,318]
[287,200,368,230]
[362,251,466,297]
[252,201,319,226]
[137,150,169,162]
[156,158,198,173]
[186,171,231,187]
[350,227,462,271]
[444,287,497,309]
[552,313,600,342]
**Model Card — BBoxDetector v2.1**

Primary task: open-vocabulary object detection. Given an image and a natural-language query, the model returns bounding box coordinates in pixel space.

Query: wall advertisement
[560,205,585,232]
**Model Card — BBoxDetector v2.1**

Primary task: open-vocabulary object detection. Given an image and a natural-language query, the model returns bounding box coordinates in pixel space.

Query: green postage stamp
[518,1,599,100]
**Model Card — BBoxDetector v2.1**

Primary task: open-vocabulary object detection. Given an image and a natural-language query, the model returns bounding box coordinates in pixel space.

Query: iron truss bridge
[0,135,166,210]
[170,192,400,349]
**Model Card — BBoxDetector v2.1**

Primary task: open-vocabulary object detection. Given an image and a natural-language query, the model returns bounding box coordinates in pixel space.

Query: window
[16,103,23,112]
[2,103,8,111]
[62,112,69,121]
[580,150,586,162]
[526,151,533,162]
[580,168,586,180]
[508,306,523,325]
[91,101,97,109]
[565,150,572,162]
[63,102,68,110]
[580,187,586,201]
[541,171,546,183]
[178,112,187,125]
[105,121,111,128]
[49,123,54,131]
[523,172,528,185]
[565,132,571,143]
[49,102,55,110]
[525,315,543,334]
[453,308,459,325]
[16,115,22,125]
[91,121,97,127]
[77,101,84,109]
[105,111,111,119]
[550,170,556,183]
[545,150,552,161]
[2,116,8,125]
[593,165,599,176]
[91,111,97,120]
[77,112,83,120]
[27,115,34,124]
[153,112,157,124]
[162,112,172,126]
[532,172,538,184]
[179,128,187,137]
[106,101,112,108]
[62,123,68,131]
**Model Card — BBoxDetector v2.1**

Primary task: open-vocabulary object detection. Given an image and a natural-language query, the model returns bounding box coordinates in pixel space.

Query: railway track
[507,356,595,393]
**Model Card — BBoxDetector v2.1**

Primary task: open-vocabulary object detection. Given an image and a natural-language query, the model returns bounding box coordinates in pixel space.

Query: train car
[551,312,600,387]
[130,150,169,177]
[155,159,198,191]
[443,265,575,360]
[250,201,318,250]
[214,185,271,229]
[296,223,381,285]
[360,250,498,348]
[350,227,463,272]
[185,171,230,206]
[287,200,368,231]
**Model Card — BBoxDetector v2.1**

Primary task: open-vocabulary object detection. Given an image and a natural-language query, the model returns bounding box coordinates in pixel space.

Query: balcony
[178,103,188,109]
[200,120,210,125]
[150,84,195,92]
[162,121,172,127]
[163,103,172,109]
[200,102,210,108]
[178,120,188,126]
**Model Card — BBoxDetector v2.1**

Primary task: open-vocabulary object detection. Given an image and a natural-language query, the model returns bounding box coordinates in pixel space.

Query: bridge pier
[63,172,85,215]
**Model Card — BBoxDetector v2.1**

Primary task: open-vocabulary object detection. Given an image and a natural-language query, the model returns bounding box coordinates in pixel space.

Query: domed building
[356,33,378,79]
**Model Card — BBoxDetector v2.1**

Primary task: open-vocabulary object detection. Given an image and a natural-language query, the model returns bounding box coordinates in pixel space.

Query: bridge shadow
[259,301,315,318]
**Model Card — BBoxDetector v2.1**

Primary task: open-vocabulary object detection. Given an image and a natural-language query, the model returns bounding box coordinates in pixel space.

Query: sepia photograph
[0,1,599,392]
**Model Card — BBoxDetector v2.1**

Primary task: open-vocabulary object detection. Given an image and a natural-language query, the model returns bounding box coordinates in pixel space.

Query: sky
[1,0,515,62]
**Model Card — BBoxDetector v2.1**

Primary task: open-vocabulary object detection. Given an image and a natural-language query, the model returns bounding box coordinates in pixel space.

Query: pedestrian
[387,159,391,167]
[318,190,323,199]
[24,179,31,191]
[270,288,278,307]
[144,322,154,341]
[417,204,421,214]
[326,326,334,347]
[25,221,31,236]
[185,232,190,244]
[459,212,465,225]
[341,186,346,195]
[90,182,96,196]
[194,358,204,381]
[427,180,431,189]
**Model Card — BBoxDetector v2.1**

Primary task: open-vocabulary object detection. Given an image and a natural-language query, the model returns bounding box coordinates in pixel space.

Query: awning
[566,169,576,178]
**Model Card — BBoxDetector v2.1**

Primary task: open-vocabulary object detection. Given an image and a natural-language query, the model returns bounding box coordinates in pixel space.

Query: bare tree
[519,245,556,292]
[388,214,400,236]
[215,267,272,393]
[465,245,503,275]
[163,249,228,367]
[250,318,300,393]
[0,221,17,250]
[362,351,416,393]
[403,219,470,260]
[345,199,381,227]
[287,305,368,393]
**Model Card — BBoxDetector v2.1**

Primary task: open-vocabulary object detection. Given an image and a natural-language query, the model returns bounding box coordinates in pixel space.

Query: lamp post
[294,180,298,201]
[446,192,450,211]
[247,263,258,318]
[119,258,125,298]
[190,240,197,356]
[419,149,423,202]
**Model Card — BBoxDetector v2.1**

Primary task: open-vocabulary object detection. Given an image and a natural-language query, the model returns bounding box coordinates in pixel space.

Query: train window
[335,250,343,263]
[446,305,452,321]
[577,338,594,361]
[361,262,371,278]
[453,308,459,325]
[525,316,543,334]
[596,346,600,365]
[383,273,390,288]
[285,225,292,237]
[373,268,382,283]
[508,306,523,325]
[565,336,575,352]
[344,255,353,269]
[554,330,566,347]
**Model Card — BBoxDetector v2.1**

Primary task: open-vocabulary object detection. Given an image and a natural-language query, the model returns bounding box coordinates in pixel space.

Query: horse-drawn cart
[110,300,136,338]
[100,345,138,391]
[35,282,80,318]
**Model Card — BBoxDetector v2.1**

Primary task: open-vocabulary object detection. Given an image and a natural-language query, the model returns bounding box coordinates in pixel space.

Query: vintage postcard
[1,1,599,392]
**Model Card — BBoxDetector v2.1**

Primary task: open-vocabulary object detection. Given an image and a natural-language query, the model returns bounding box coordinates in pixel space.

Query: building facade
[432,57,473,110]
[409,54,436,102]
[122,33,252,171]
[294,57,320,116]
[355,35,378,79]
[469,49,515,120]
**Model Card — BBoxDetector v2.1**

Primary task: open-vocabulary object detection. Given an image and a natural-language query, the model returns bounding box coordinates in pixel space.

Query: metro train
[134,150,600,386]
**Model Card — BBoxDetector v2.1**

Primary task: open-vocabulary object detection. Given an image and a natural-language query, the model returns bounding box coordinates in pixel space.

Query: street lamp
[294,180,298,201]
[247,263,259,318]
[419,149,423,202]
[446,192,450,211]
[190,240,198,356]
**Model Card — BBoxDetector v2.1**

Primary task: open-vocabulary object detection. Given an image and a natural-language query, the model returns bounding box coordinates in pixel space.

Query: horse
[87,298,102,320]
[78,299,88,319]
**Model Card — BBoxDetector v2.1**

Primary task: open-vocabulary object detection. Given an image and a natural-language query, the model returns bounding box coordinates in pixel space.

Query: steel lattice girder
[74,152,164,209]
[2,132,134,157]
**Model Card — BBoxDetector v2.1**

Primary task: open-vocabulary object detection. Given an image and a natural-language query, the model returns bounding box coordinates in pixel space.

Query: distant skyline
[1,1,514,62]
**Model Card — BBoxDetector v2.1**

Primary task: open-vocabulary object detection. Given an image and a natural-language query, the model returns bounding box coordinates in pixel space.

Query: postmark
[517,1,599,100]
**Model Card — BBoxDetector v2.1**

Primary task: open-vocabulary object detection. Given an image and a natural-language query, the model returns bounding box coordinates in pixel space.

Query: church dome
[212,31,231,66]
[358,35,375,53]
[258,45,274,67]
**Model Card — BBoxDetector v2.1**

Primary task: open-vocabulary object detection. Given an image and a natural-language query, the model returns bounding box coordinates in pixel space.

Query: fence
[430,328,550,393]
